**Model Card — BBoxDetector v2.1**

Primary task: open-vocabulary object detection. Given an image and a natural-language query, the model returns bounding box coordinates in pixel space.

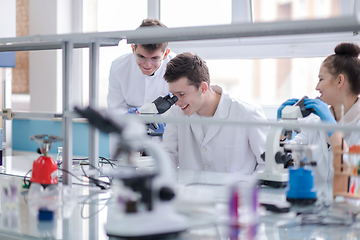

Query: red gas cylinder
[30,155,58,185]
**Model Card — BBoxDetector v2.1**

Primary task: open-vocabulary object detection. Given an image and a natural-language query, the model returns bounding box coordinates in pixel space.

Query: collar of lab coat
[326,97,360,143]
[210,85,230,119]
[190,87,231,145]
[190,85,230,120]
[339,97,360,125]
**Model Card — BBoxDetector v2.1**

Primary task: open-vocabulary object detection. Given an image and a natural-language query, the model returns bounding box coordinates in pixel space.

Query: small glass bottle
[56,147,63,164]
[56,147,63,178]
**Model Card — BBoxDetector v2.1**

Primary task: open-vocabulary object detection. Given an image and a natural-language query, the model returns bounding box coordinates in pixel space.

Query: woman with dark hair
[278,42,360,203]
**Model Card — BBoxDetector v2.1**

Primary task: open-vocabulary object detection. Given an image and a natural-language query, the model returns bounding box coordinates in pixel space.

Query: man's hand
[304,98,336,136]
[127,108,140,114]
[148,123,166,136]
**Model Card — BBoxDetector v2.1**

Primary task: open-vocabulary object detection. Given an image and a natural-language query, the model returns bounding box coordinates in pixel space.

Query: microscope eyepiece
[168,95,178,105]
[152,95,179,114]
[295,96,315,117]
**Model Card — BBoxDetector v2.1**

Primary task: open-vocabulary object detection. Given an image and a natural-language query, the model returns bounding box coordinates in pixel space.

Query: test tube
[0,128,4,173]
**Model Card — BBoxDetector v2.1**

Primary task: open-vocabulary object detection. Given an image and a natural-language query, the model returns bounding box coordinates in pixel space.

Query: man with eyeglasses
[107,18,175,112]
[107,18,175,158]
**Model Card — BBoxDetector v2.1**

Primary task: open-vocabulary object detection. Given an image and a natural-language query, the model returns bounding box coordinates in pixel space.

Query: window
[11,0,350,112]
[83,0,147,107]
[160,0,232,27]
[252,0,341,22]
[167,0,343,111]
[206,57,322,107]
[86,0,345,110]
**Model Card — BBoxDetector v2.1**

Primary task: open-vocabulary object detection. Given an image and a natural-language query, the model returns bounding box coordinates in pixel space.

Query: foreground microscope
[75,106,187,239]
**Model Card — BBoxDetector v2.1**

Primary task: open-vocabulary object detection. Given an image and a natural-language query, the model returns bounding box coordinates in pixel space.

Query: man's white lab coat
[290,98,360,203]
[107,52,175,110]
[162,90,268,174]
[107,52,175,158]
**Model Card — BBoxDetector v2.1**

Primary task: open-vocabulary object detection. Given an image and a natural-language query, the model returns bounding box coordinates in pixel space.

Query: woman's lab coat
[162,90,268,174]
[107,52,175,110]
[291,98,360,203]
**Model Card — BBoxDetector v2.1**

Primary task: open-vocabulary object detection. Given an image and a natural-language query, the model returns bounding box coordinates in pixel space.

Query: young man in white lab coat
[162,52,268,174]
[107,18,175,111]
[107,18,175,157]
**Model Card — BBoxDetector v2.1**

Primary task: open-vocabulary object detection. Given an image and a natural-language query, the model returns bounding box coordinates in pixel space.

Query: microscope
[74,106,187,239]
[257,96,315,188]
[140,95,178,115]
[139,95,178,137]
[258,96,318,211]
[284,144,317,205]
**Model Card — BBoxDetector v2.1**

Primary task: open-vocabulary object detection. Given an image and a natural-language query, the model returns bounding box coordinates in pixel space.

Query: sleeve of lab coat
[248,106,269,172]
[161,111,179,169]
[290,116,314,145]
[290,130,309,145]
[107,62,127,110]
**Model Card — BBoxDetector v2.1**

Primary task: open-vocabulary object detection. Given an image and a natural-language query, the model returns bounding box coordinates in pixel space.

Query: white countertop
[0,155,359,240]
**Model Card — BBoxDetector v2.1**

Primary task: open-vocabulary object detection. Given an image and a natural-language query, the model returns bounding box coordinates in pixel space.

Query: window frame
[162,0,359,60]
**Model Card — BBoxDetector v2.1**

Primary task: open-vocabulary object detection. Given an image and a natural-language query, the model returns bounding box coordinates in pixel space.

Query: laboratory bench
[0,155,359,240]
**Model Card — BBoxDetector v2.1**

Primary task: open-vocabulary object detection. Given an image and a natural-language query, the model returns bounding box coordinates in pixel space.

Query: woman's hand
[304,98,336,123]
[304,98,336,137]
[277,98,299,119]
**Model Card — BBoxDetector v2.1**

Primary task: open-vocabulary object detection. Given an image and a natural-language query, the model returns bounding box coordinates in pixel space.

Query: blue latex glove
[148,122,166,136]
[277,98,299,119]
[126,107,140,114]
[304,98,336,136]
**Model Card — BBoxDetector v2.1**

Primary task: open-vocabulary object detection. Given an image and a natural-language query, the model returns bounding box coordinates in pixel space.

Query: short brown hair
[164,52,210,89]
[134,18,168,53]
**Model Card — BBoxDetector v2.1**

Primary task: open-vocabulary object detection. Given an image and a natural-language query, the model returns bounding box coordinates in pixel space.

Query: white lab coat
[290,98,360,203]
[107,52,176,110]
[161,90,268,174]
[107,51,175,158]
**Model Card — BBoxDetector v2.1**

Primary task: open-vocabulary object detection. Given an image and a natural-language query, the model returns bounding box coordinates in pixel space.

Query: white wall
[29,0,59,112]
[0,0,16,38]
[29,0,82,113]
[0,0,15,152]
